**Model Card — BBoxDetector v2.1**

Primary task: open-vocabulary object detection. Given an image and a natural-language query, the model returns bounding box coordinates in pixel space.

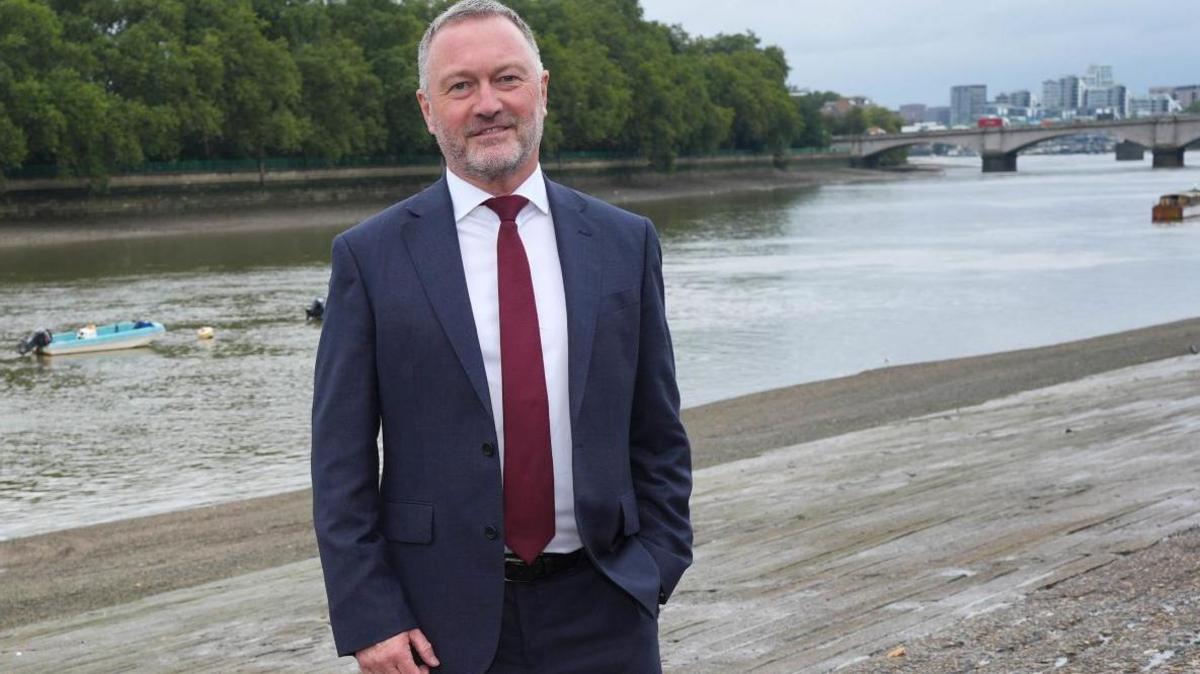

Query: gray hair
[417,0,543,92]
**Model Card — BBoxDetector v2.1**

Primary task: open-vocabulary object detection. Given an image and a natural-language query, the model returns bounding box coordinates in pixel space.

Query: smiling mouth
[471,125,512,138]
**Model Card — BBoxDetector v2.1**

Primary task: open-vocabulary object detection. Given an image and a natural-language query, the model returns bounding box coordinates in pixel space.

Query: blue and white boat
[17,321,166,356]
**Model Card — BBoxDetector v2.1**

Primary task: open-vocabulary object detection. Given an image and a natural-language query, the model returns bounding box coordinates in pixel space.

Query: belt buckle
[503,551,581,583]
[504,555,533,583]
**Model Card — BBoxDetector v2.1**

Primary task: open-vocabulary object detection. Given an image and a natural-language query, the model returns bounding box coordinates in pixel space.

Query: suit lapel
[401,175,601,428]
[546,179,601,428]
[402,177,494,422]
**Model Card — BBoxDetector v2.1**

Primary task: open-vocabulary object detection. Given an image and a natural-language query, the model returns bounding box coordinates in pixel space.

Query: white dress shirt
[446,166,581,554]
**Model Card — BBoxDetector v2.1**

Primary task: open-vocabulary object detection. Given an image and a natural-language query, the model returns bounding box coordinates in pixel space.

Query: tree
[2,0,823,178]
[293,37,386,161]
[791,90,837,148]
[326,0,433,157]
[0,0,63,172]
[1,1,143,180]
[538,34,632,154]
[696,35,799,154]
[0,0,63,80]
[0,101,28,173]
[208,1,303,167]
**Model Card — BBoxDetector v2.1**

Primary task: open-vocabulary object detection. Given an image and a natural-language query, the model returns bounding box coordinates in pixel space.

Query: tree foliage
[1,0,874,181]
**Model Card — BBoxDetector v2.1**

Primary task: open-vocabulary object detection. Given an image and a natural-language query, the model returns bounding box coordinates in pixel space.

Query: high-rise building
[1042,76,1086,116]
[1042,79,1062,111]
[1008,90,1032,108]
[899,104,927,125]
[950,85,987,126]
[1084,84,1128,117]
[923,106,952,125]
[994,90,1032,110]
[1058,76,1081,111]
[1174,85,1200,108]
[1130,94,1178,118]
[1084,65,1113,88]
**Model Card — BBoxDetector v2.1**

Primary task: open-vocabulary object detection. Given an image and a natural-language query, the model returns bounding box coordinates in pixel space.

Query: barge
[1152,189,1200,223]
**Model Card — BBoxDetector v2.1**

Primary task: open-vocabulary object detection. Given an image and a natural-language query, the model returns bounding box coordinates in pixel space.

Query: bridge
[833,115,1200,172]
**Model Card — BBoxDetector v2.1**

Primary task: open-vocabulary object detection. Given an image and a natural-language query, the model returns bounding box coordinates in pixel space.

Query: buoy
[197,326,215,340]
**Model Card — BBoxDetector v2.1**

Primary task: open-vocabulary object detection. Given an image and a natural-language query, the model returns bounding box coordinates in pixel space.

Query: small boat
[17,321,166,356]
[305,297,326,322]
[1152,189,1200,223]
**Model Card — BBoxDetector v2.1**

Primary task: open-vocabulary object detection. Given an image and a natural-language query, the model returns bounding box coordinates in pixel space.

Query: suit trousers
[485,554,662,674]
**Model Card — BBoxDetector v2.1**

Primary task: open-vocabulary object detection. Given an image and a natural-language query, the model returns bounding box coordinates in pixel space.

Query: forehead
[426,15,537,80]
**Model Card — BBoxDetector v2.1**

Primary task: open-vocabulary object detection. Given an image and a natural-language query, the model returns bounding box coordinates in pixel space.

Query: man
[311,1,692,672]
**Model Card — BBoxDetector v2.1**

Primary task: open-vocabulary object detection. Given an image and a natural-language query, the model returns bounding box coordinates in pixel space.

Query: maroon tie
[485,195,554,564]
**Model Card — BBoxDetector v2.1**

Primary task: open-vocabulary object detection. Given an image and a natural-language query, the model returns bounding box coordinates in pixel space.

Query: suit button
[482,442,496,457]
[484,525,498,540]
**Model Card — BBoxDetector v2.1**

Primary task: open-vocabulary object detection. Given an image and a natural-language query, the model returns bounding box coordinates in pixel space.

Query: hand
[355,628,440,673]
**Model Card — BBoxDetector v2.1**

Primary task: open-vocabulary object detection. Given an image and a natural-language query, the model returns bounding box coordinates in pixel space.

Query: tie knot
[484,195,529,223]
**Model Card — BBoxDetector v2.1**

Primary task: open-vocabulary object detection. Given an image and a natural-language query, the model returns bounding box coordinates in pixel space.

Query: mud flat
[0,163,929,248]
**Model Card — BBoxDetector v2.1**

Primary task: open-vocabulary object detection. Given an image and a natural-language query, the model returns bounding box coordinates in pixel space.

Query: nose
[474,82,503,118]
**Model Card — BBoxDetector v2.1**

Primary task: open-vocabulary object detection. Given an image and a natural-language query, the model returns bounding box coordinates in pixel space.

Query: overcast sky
[638,0,1199,108]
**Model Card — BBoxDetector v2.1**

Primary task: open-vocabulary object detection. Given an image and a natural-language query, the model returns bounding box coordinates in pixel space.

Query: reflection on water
[2,154,1199,538]
[640,186,811,242]
[659,155,1200,409]
[0,224,346,283]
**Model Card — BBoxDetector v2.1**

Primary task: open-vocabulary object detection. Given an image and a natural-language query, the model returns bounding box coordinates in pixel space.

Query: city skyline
[638,0,1198,109]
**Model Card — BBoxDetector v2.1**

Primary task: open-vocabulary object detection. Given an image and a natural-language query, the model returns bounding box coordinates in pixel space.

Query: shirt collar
[446,164,549,224]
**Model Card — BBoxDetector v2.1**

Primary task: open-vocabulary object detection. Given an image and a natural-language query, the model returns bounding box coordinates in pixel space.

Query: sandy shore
[2,316,1199,635]
[0,165,931,249]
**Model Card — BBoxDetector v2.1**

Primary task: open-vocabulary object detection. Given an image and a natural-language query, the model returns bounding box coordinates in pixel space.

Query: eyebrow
[439,61,532,87]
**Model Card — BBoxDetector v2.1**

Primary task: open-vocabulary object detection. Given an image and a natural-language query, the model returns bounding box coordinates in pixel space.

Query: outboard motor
[305,297,326,322]
[17,328,52,355]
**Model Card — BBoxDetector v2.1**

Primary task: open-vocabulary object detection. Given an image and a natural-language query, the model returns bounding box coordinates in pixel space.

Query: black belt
[504,549,584,583]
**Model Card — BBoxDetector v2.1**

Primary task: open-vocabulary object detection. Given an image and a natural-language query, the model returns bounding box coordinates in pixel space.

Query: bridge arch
[857,138,979,160]
[1003,129,1136,155]
[837,115,1200,172]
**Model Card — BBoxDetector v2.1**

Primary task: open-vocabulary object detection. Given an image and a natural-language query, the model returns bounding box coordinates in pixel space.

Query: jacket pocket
[380,500,434,544]
[618,492,641,536]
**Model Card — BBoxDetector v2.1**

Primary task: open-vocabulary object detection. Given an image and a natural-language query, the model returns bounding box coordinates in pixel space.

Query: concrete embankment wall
[0,153,850,221]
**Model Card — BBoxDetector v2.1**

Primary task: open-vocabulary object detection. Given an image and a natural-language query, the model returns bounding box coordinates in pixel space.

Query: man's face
[418,15,548,188]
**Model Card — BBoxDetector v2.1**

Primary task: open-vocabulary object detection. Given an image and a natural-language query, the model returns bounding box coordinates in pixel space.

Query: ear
[416,89,436,135]
[540,70,550,115]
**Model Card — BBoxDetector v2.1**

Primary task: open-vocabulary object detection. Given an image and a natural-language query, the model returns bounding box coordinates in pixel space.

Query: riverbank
[842,526,1200,673]
[2,316,1198,635]
[4,322,1200,672]
[0,163,931,248]
[669,350,1200,672]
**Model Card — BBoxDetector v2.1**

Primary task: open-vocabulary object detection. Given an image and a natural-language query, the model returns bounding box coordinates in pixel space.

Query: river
[2,154,1198,538]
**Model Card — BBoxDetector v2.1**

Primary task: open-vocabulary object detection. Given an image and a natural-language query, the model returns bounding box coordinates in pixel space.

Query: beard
[434,106,543,184]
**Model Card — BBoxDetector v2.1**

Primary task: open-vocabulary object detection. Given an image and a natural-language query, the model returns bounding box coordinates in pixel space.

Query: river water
[2,154,1198,539]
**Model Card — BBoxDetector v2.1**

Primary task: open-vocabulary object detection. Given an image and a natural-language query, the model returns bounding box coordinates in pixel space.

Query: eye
[448,81,471,93]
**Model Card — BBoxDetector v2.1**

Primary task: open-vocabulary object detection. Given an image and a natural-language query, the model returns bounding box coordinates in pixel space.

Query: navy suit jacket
[311,175,693,671]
